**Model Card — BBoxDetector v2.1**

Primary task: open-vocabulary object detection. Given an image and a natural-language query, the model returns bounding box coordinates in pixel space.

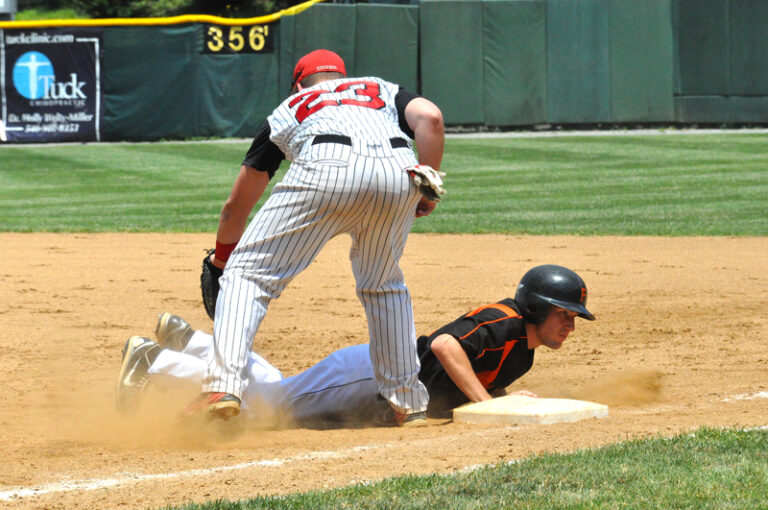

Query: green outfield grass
[166,427,768,510]
[1,132,766,235]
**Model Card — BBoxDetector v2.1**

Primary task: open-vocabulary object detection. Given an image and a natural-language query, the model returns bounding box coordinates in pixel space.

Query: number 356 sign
[204,24,274,54]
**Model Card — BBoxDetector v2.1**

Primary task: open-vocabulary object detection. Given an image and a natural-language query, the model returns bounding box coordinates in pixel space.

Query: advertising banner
[1,28,102,143]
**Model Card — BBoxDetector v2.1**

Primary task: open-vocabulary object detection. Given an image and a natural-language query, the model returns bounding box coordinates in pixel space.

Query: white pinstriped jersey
[204,74,431,416]
[267,77,410,161]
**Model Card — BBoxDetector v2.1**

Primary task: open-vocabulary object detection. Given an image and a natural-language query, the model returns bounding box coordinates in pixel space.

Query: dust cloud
[562,370,665,406]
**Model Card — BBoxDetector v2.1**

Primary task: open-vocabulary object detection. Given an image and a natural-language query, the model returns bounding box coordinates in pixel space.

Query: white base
[453,395,609,425]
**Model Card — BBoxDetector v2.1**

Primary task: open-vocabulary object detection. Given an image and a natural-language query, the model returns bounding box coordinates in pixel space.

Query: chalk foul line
[720,391,768,402]
[0,425,516,502]
[0,443,388,502]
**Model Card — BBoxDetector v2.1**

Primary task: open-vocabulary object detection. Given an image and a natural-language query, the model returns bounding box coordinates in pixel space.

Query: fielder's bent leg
[349,156,429,416]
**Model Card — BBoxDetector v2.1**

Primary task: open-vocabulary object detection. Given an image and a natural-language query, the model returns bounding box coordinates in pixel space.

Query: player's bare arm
[405,97,444,169]
[430,333,493,403]
[210,165,269,269]
[404,97,445,218]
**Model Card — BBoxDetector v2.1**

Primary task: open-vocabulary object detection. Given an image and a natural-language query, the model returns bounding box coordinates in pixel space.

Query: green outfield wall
[1,0,766,142]
[673,0,768,123]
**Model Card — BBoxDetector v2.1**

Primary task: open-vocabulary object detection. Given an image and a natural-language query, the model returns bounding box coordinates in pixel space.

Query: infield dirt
[1,233,766,509]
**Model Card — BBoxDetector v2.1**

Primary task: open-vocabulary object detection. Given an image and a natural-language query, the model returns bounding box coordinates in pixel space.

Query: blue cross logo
[12,51,55,100]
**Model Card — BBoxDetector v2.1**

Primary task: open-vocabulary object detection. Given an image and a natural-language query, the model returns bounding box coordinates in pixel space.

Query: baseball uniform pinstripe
[202,76,430,415]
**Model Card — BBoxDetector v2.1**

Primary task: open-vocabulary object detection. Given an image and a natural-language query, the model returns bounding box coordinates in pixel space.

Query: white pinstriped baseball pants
[203,139,429,414]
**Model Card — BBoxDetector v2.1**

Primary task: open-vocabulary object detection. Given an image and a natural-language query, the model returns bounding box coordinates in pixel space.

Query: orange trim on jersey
[457,302,521,341]
[460,302,523,388]
[466,303,519,318]
[458,316,514,341]
[475,340,518,388]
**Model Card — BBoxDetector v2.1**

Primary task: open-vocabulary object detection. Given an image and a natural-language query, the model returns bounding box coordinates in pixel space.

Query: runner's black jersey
[417,298,535,417]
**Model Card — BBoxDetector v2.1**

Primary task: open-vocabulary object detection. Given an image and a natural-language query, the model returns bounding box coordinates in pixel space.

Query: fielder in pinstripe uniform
[187,49,445,427]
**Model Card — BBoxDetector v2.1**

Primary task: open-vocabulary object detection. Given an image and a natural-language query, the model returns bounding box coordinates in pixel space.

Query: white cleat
[115,336,162,414]
[155,313,194,351]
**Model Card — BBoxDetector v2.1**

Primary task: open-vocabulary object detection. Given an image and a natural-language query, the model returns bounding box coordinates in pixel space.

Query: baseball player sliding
[116,265,596,426]
[193,49,445,427]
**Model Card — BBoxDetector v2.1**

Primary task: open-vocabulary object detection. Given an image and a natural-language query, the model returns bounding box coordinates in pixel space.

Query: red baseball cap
[292,49,346,87]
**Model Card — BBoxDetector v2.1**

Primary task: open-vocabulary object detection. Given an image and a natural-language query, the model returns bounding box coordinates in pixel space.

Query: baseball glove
[404,164,446,202]
[200,249,223,321]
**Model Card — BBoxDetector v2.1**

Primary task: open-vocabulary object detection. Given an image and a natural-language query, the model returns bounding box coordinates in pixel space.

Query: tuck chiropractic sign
[1,27,101,142]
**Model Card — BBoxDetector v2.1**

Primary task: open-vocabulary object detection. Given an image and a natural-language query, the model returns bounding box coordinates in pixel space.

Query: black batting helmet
[515,265,596,325]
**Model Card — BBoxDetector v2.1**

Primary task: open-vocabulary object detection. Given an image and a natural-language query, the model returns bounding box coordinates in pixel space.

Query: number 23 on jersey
[289,81,385,123]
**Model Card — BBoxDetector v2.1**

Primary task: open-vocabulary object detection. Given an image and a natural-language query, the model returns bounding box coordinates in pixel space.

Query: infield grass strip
[164,427,768,510]
[1,133,766,234]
